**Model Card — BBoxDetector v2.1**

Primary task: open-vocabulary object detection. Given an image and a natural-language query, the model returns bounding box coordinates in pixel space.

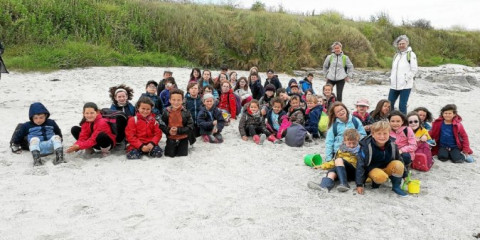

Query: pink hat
[355,99,370,106]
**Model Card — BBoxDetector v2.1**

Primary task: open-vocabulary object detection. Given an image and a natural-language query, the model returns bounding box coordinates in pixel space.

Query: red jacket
[429,115,472,155]
[218,89,237,119]
[75,114,116,149]
[125,112,162,151]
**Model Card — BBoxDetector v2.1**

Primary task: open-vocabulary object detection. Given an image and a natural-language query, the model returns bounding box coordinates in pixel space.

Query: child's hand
[345,77,350,82]
[356,187,364,195]
[66,145,80,153]
[213,120,217,126]
[242,136,248,141]
[261,109,266,116]
[169,127,177,135]
[213,128,218,134]
[420,135,428,142]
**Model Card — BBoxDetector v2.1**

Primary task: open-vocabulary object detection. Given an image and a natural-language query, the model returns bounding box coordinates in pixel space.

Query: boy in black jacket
[356,121,407,196]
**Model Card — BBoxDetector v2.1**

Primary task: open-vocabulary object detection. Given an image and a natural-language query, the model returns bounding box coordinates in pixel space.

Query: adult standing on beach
[388,35,418,114]
[322,42,353,103]
[0,41,8,80]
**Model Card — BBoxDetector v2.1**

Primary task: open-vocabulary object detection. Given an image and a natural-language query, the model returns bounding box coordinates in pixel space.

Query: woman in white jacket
[388,35,418,114]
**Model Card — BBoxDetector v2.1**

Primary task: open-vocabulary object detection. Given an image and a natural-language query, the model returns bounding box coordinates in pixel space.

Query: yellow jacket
[319,145,359,170]
[414,127,431,140]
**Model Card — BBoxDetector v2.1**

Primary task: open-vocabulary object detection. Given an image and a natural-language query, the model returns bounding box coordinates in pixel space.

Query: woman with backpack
[388,35,418,114]
[324,102,366,162]
[322,41,354,102]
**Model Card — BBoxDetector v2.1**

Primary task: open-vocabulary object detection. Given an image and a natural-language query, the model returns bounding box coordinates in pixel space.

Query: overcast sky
[197,0,480,30]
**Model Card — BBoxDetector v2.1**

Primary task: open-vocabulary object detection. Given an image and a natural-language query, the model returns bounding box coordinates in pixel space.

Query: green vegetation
[0,0,479,72]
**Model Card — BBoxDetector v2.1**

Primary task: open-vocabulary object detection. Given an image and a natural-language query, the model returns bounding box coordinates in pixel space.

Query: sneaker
[202,135,210,143]
[214,133,223,143]
[259,134,266,145]
[305,132,313,143]
[307,181,323,191]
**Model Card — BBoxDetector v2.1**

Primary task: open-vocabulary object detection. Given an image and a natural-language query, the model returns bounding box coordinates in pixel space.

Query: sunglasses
[409,120,419,124]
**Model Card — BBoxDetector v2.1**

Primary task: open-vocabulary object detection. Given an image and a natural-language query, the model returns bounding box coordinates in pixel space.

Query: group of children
[10,68,474,199]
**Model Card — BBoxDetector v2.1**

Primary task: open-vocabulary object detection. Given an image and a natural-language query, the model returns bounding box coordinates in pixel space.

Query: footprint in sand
[122,214,147,229]
[24,167,49,176]
[227,217,255,227]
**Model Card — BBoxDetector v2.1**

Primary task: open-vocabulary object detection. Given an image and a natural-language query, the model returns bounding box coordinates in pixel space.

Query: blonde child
[238,100,270,145]
[67,102,116,157]
[125,97,163,159]
[308,129,360,192]
[355,121,407,196]
[429,104,473,163]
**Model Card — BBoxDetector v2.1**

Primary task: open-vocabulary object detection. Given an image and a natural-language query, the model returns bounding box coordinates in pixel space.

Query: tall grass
[0,0,479,72]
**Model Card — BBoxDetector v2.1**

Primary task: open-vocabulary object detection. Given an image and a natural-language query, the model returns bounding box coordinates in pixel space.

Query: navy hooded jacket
[13,102,62,144]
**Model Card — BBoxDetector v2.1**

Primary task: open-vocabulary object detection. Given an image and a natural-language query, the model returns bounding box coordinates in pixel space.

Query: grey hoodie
[322,52,354,81]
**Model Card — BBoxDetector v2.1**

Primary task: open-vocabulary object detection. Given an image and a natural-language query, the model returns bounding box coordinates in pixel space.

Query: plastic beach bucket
[408,180,421,194]
[304,154,322,167]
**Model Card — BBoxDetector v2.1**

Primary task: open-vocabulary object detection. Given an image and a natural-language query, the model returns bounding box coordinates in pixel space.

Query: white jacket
[390,47,418,90]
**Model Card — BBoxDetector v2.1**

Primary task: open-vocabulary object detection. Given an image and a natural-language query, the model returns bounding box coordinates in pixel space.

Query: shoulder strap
[352,116,359,129]
[403,127,408,137]
[407,51,411,63]
[332,121,338,137]
[342,55,346,66]
[391,143,397,161]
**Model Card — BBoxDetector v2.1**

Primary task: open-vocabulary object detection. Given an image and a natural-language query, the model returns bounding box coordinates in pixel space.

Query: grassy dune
[0,0,479,72]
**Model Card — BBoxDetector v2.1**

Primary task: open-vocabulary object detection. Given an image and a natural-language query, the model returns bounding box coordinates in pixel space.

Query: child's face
[249,103,259,113]
[381,103,391,115]
[272,102,282,114]
[356,105,368,114]
[230,73,237,81]
[203,87,213,94]
[306,100,315,109]
[146,84,157,94]
[189,84,199,97]
[138,103,152,118]
[32,114,47,125]
[323,87,332,96]
[417,110,427,122]
[193,70,200,78]
[204,98,214,109]
[442,110,456,122]
[219,74,227,82]
[115,92,127,105]
[163,72,172,79]
[317,97,324,106]
[290,99,300,108]
[372,129,390,146]
[165,82,174,90]
[251,75,258,82]
[170,94,183,109]
[344,139,358,149]
[203,71,211,80]
[408,115,420,131]
[280,92,289,101]
[389,115,403,131]
[334,106,347,119]
[291,86,300,94]
[221,83,230,93]
[239,80,246,88]
[83,107,98,122]
[305,91,312,98]
[267,72,274,79]
[266,90,274,97]
[307,75,313,82]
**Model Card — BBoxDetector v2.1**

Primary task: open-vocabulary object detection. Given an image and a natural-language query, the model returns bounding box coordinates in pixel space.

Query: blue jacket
[299,78,315,94]
[160,89,171,107]
[184,93,203,125]
[324,114,366,161]
[197,106,225,135]
[110,102,136,117]
[305,105,323,138]
[13,102,62,144]
[139,93,163,116]
[355,135,401,187]
[266,108,287,132]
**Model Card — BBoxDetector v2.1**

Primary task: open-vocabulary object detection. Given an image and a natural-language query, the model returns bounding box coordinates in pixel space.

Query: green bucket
[304,154,322,167]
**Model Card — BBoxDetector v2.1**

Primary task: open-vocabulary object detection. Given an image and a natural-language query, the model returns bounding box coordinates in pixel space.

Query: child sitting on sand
[184,82,202,138]
[124,97,163,159]
[352,98,374,134]
[197,94,225,143]
[388,110,417,175]
[234,77,252,106]
[370,99,390,123]
[308,129,361,192]
[355,121,407,196]
[160,77,176,108]
[288,95,305,125]
[218,80,237,122]
[238,100,270,145]
[304,95,323,139]
[266,97,287,143]
[322,83,336,111]
[11,102,64,166]
[109,84,135,117]
[429,104,473,163]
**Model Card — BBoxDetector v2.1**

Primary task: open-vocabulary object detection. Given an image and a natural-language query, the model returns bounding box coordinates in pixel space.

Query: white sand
[0,67,479,239]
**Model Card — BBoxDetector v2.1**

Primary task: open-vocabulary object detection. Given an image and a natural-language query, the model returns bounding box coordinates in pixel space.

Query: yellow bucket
[407,180,421,194]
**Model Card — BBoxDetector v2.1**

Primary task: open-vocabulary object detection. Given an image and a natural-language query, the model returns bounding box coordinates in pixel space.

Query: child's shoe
[390,176,408,197]
[465,155,475,163]
[305,132,313,143]
[32,150,43,166]
[214,133,223,143]
[253,134,266,145]
[53,147,65,165]
[100,146,111,158]
[127,149,142,160]
[267,134,281,144]
[335,166,350,192]
[307,178,335,192]
[149,146,163,158]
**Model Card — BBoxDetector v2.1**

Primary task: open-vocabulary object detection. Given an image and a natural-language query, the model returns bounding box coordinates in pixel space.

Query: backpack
[285,123,307,147]
[318,111,329,133]
[92,109,128,142]
[328,54,347,73]
[332,116,360,137]
[412,142,434,171]
[229,92,242,116]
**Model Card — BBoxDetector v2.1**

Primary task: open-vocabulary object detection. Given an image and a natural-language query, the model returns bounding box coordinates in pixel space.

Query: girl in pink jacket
[388,110,417,175]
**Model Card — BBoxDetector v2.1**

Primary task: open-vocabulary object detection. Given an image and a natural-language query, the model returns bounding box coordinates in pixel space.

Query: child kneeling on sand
[197,93,225,143]
[308,129,360,192]
[355,121,407,196]
[124,97,163,159]
[159,89,194,157]
[11,102,64,166]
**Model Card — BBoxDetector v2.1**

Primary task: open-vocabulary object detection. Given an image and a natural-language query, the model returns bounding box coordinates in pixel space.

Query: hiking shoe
[149,146,163,158]
[305,132,313,143]
[53,147,65,165]
[127,149,142,160]
[214,133,224,143]
[100,146,111,158]
[32,150,43,166]
[307,181,324,191]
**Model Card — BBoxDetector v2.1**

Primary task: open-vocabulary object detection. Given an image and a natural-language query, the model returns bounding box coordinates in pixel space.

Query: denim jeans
[388,88,411,114]
[29,135,62,155]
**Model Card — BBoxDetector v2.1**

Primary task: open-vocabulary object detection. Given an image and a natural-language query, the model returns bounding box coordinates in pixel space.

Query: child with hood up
[259,84,276,116]
[11,102,64,166]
